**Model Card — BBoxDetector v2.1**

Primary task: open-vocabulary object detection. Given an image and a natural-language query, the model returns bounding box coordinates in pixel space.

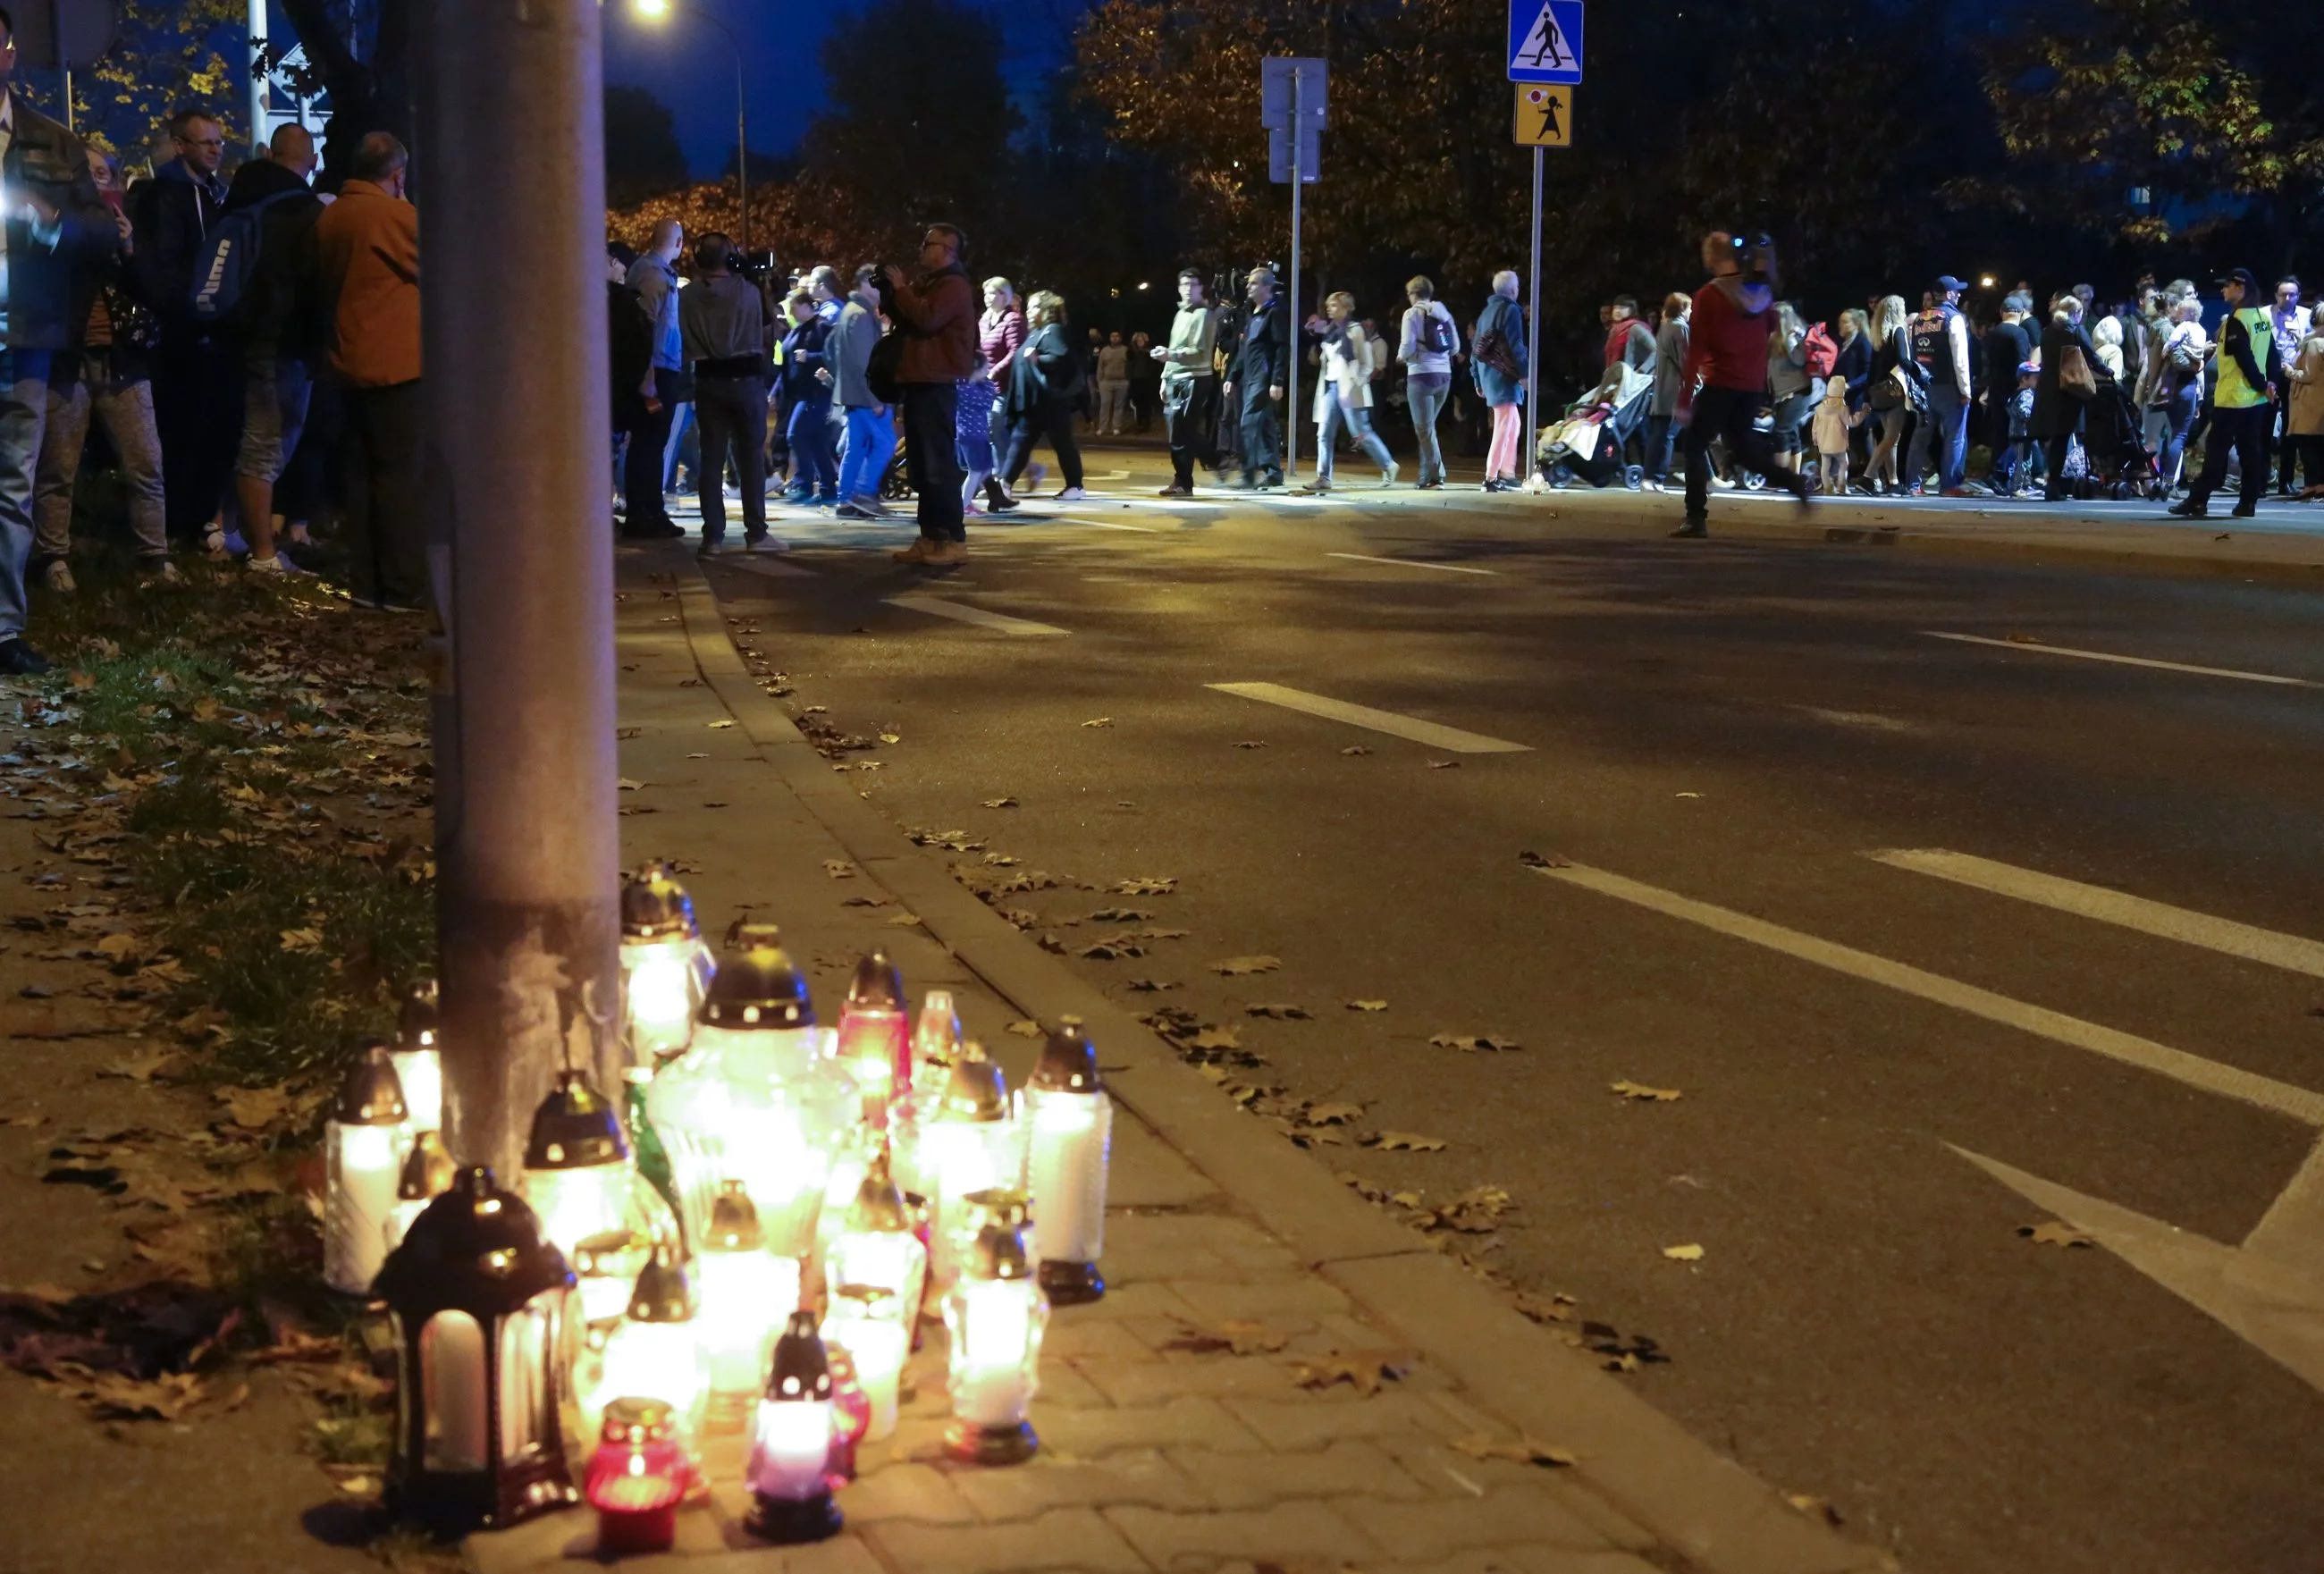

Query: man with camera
[882,223,979,566]
[1671,231,1808,538]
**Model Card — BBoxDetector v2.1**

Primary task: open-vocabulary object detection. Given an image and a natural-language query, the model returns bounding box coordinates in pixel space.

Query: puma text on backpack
[190,190,302,330]
[1802,322,1839,381]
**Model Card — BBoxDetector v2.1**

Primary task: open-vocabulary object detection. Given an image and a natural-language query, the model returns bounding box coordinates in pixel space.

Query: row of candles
[329,865,1114,1546]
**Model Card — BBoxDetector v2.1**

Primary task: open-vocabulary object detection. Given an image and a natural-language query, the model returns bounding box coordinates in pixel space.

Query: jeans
[661,398,695,490]
[1315,402,1392,484]
[902,383,965,542]
[234,357,313,484]
[1683,383,1802,526]
[1409,374,1449,484]
[624,369,685,528]
[785,396,837,498]
[695,374,769,543]
[2186,403,2271,513]
[341,380,426,608]
[1908,383,1968,490]
[36,352,165,563]
[1001,401,1087,492]
[838,405,897,504]
[2157,384,2200,487]
[1163,376,1218,487]
[1237,382,1281,483]
[1643,411,1675,483]
[1097,381,1130,433]
[0,350,52,642]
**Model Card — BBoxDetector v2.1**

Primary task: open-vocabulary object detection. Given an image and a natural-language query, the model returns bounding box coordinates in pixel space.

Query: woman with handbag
[2030,294,2101,501]
[1864,296,1916,495]
[1472,271,1528,492]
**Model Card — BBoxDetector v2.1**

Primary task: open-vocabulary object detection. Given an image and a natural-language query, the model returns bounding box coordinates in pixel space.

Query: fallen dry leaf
[1232,739,1267,749]
[1159,1317,1291,1357]
[707,720,736,729]
[617,778,646,792]
[1512,1291,1578,1325]
[1340,745,1373,756]
[217,1087,292,1132]
[1517,850,1573,869]
[1429,1032,1522,1053]
[1369,1131,1447,1152]
[1674,791,1702,799]
[1114,876,1176,895]
[1426,759,1461,770]
[1245,1003,1309,1020]
[982,796,1020,808]
[2018,1221,2095,1249]
[1305,1101,1363,1125]
[1081,717,1114,729]
[1291,1350,1410,1397]
[1125,978,1178,992]
[1081,938,1147,961]
[276,927,324,954]
[1662,1243,1705,1262]
[1089,907,1153,922]
[883,912,919,927]
[1346,999,1388,1012]
[1210,955,1281,977]
[1610,1080,1682,1103]
[822,860,857,880]
[1005,1021,1045,1039]
[1184,1026,1244,1053]
[1453,1434,1578,1469]
[1787,1494,1846,1527]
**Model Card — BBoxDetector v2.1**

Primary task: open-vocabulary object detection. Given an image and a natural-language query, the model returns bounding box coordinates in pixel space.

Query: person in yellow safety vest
[2170,266,2285,520]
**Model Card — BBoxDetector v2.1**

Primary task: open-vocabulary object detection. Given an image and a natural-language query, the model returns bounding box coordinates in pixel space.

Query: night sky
[600,0,1074,178]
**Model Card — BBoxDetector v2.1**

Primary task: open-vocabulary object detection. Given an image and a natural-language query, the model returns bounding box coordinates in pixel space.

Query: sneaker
[0,637,54,675]
[1418,476,1444,490]
[620,518,686,541]
[745,534,788,553]
[964,499,987,517]
[697,539,728,557]
[202,526,231,560]
[1158,484,1193,498]
[893,537,936,564]
[835,503,875,520]
[1380,461,1401,488]
[41,560,75,593]
[139,559,182,585]
[1300,481,1333,495]
[1057,486,1089,501]
[247,553,295,576]
[1669,521,1709,538]
[2230,503,2258,519]
[1025,463,1048,493]
[1707,474,1737,492]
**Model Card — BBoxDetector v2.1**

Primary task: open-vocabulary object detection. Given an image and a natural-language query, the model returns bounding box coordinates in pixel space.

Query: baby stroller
[1537,361,1654,487]
[880,433,914,501]
[2084,372,2157,500]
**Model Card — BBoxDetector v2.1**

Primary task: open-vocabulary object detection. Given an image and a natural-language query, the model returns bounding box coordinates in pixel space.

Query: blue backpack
[190,189,303,330]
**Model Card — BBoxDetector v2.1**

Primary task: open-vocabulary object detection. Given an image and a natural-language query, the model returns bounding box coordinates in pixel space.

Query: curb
[664,548,1890,1574]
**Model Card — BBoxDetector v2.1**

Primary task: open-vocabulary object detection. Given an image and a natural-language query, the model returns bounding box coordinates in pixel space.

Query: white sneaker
[202,527,230,560]
[1057,485,1089,501]
[248,553,316,577]
[42,560,75,593]
[1380,461,1401,488]
[745,535,787,553]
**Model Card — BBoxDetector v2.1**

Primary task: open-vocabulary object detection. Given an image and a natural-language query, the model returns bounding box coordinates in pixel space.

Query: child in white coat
[1811,375,1853,494]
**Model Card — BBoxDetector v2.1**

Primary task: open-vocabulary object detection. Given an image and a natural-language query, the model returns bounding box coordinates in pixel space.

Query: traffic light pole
[418,0,624,1177]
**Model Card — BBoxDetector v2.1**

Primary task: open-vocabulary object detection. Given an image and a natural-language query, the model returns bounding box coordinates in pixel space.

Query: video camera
[1730,231,1778,289]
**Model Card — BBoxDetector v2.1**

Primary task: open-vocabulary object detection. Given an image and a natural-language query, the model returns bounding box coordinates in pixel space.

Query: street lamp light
[627,0,751,257]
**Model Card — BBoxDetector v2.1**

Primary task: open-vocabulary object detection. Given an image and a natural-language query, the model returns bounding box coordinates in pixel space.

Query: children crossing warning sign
[1507,0,1583,85]
[1514,85,1572,147]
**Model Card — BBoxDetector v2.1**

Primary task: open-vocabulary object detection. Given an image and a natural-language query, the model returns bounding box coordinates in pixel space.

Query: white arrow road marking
[1326,552,1500,577]
[884,595,1068,636]
[1869,848,2324,980]
[1923,630,2318,687]
[1952,1142,2324,1395]
[1530,861,2324,1126]
[1207,682,1531,753]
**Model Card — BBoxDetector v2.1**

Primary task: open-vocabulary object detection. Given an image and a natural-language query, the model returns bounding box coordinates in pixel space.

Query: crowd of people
[0,19,428,674]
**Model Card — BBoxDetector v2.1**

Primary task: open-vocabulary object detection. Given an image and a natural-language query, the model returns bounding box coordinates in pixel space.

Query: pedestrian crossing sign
[1508,0,1583,84]
[1514,85,1571,147]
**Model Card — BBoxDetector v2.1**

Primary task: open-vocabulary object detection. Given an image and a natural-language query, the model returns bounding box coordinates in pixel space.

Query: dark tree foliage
[276,0,412,188]
[604,85,690,210]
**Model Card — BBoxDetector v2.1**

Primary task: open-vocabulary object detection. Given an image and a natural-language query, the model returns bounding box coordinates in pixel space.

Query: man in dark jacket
[881,222,979,565]
[130,106,240,547]
[0,7,117,672]
[1222,266,1288,489]
[1982,295,2035,495]
[226,123,326,576]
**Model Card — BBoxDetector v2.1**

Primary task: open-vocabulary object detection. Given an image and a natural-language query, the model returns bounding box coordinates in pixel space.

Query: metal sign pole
[1526,144,1542,475]
[1286,64,1302,485]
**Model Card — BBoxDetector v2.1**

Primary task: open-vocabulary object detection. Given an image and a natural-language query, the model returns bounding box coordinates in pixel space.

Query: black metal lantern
[375,1165,578,1536]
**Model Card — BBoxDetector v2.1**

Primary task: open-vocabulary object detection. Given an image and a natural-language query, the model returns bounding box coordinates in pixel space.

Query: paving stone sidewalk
[465,549,1893,1574]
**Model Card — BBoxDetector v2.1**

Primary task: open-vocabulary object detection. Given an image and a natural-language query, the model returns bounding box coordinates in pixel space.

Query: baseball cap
[1935,274,1969,293]
[2217,266,2259,291]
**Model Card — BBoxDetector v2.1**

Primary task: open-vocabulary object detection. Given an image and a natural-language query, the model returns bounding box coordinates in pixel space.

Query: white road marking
[1789,705,1913,732]
[1207,682,1530,753]
[1530,861,2324,1126]
[885,595,1068,636]
[719,554,816,579]
[1064,519,1162,534]
[1326,552,1500,577]
[1923,630,2317,687]
[1869,848,2324,981]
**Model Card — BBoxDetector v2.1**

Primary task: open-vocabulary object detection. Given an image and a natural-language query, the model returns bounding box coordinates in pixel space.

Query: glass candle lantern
[920,1042,1022,1291]
[910,989,963,1097]
[573,1230,650,1333]
[325,1042,409,1294]
[821,1284,907,1441]
[695,1181,804,1418]
[383,1128,457,1255]
[392,981,443,1136]
[943,1218,1048,1466]
[1023,1020,1112,1305]
[584,1397,695,1557]
[620,863,717,1069]
[518,1070,645,1267]
[587,1249,712,1451]
[644,935,858,1254]
[834,947,909,1124]
[375,1165,577,1534]
[824,1343,871,1484]
[827,1146,930,1337]
[745,1309,843,1545]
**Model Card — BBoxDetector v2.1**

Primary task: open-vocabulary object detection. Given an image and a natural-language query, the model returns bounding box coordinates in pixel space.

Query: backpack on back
[190,189,303,331]
[1418,305,1455,357]
[1802,322,1839,381]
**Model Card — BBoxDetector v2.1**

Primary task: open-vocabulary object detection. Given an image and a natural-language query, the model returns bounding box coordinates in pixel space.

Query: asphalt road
[682,443,2324,1574]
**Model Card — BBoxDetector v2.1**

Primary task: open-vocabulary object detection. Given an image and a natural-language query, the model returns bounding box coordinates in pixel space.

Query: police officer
[2170,267,2281,521]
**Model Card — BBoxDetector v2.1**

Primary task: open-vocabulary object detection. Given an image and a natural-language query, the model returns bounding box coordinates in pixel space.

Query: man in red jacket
[1671,231,1809,538]
[882,223,979,566]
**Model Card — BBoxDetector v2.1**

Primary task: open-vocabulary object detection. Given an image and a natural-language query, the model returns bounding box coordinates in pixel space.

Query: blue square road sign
[1508,0,1583,85]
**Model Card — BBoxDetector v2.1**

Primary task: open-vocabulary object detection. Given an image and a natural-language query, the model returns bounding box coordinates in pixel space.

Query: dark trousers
[622,368,685,529]
[695,374,768,544]
[2278,407,2305,491]
[1001,402,1087,492]
[340,380,425,607]
[1682,384,1802,526]
[153,332,241,539]
[1238,383,1282,484]
[902,383,964,542]
[1164,377,1218,487]
[784,396,836,498]
[2040,435,2074,500]
[2186,403,2271,513]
